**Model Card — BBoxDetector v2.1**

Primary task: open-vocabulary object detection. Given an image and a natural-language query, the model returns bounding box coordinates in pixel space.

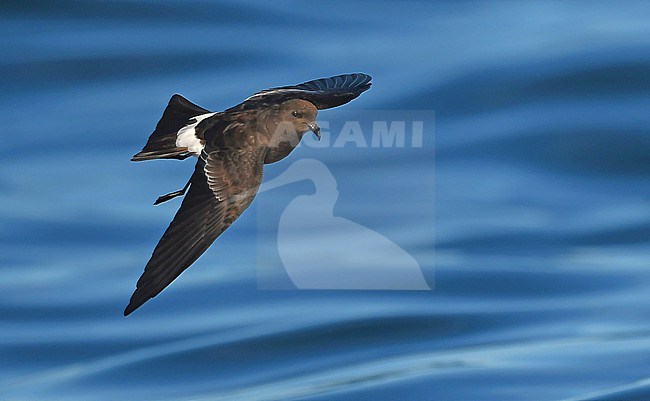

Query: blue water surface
[1,1,650,400]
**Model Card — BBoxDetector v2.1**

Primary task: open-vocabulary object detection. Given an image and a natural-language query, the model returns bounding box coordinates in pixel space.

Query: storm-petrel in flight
[125,73,372,315]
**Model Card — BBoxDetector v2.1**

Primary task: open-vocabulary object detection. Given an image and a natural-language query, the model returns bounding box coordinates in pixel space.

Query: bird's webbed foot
[154,180,191,205]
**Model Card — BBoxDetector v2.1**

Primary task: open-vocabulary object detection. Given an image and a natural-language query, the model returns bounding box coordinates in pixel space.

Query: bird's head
[276,99,320,140]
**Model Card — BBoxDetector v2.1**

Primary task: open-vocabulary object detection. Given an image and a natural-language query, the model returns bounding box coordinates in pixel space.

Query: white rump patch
[176,112,216,155]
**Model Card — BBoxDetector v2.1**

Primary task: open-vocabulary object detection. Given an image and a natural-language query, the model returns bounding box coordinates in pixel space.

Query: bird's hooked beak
[307,122,321,140]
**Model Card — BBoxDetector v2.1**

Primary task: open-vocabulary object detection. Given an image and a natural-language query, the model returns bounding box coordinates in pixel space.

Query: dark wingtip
[123,296,145,316]
[123,304,135,316]
[358,73,372,92]
[355,72,372,81]
[124,287,150,316]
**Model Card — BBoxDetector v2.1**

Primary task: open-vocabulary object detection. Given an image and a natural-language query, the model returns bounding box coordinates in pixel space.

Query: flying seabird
[125,73,372,315]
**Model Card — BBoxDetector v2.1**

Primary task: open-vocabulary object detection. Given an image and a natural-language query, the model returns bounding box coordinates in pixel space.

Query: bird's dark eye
[292,110,300,118]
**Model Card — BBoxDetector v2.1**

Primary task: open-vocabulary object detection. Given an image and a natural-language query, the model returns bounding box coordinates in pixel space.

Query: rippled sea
[2,1,650,400]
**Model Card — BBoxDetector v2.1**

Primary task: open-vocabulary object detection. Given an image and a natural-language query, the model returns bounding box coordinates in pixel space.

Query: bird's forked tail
[131,94,212,161]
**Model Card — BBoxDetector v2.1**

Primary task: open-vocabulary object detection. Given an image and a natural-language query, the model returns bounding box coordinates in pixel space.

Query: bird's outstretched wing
[124,149,263,315]
[233,73,372,111]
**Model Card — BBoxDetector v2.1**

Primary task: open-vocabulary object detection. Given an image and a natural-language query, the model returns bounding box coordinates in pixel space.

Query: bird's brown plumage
[125,73,371,315]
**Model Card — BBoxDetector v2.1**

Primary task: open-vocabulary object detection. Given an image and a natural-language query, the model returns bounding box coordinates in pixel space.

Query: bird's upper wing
[124,149,263,315]
[232,73,372,111]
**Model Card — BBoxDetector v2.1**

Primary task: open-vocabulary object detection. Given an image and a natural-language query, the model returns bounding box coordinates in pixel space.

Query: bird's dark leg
[154,179,191,205]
